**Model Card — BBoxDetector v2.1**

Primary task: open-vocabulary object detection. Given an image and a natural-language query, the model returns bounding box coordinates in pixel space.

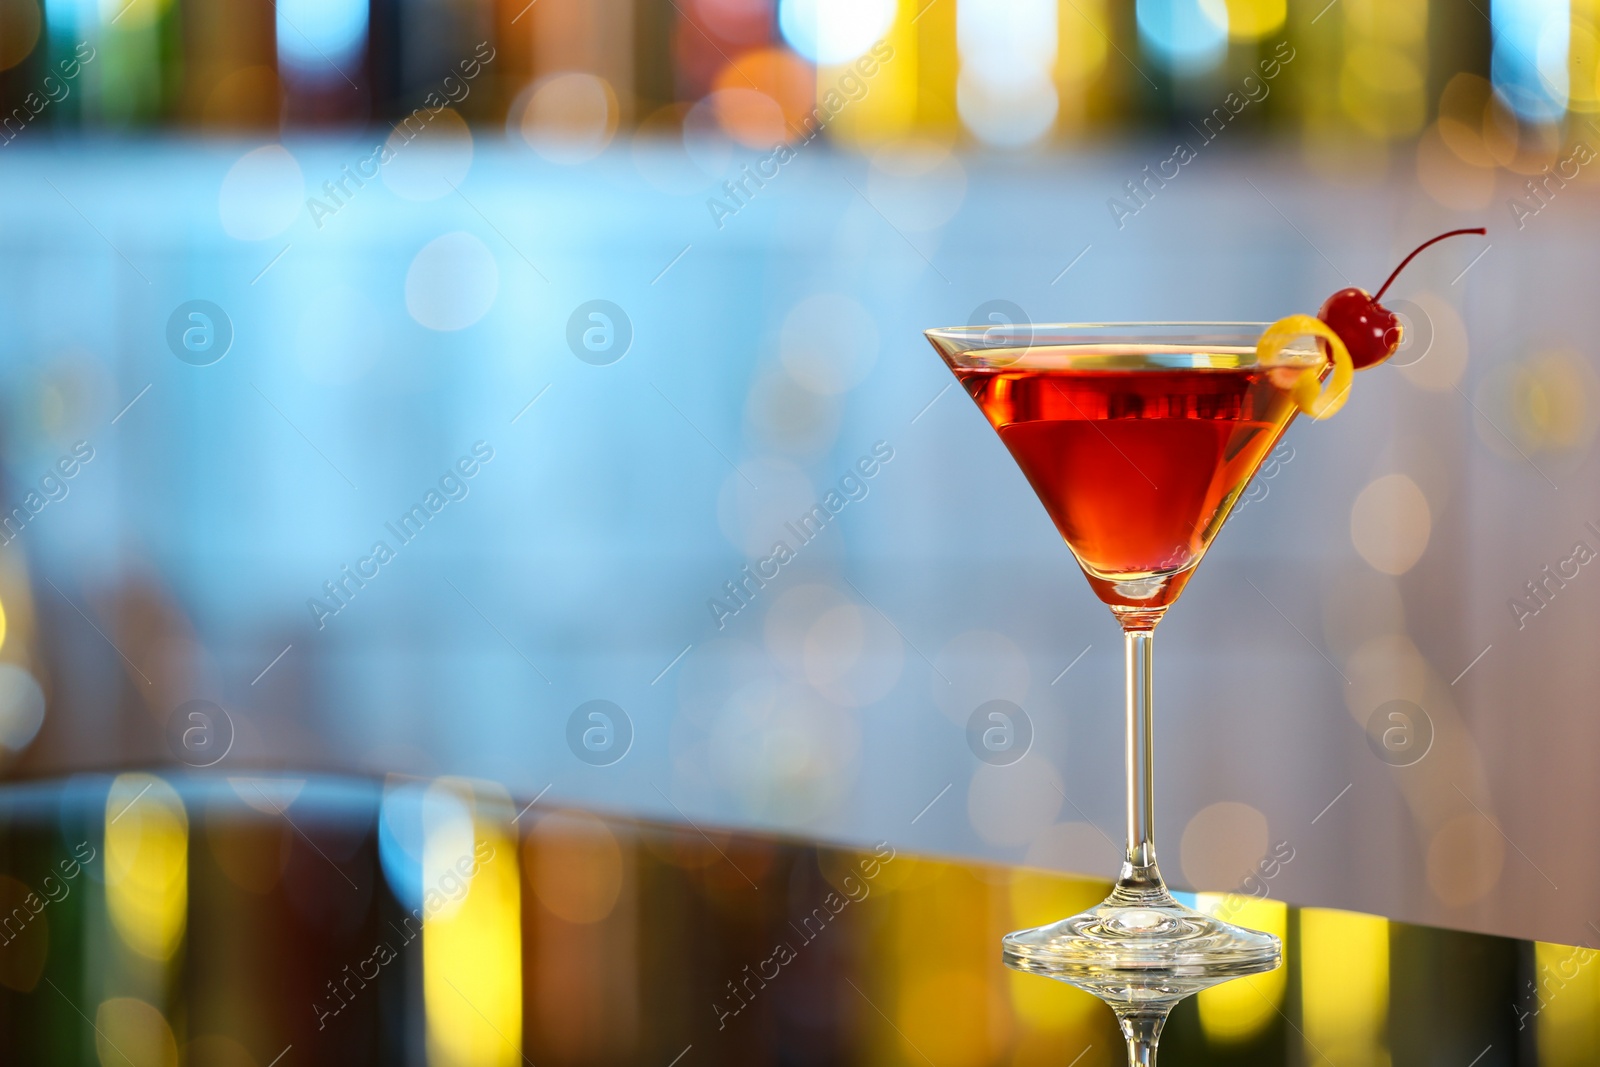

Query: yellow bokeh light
[1533,941,1600,1065]
[424,782,522,1067]
[1344,0,1427,44]
[0,0,40,72]
[99,0,173,31]
[95,997,177,1067]
[1474,351,1599,459]
[1515,352,1598,451]
[1225,0,1285,40]
[1569,16,1600,111]
[1196,895,1287,1043]
[1300,908,1390,1064]
[898,968,1003,1067]
[1006,868,1108,1033]
[828,0,919,144]
[1350,473,1432,576]
[1340,44,1426,139]
[105,774,187,962]
[1058,0,1109,78]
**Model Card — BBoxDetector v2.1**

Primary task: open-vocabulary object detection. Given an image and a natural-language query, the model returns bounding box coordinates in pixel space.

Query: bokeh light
[424,782,522,1067]
[1426,811,1507,906]
[1300,909,1390,1063]
[513,73,619,164]
[802,599,905,706]
[712,47,816,146]
[958,0,1059,147]
[1223,0,1285,40]
[1349,473,1432,576]
[0,664,45,756]
[867,139,968,231]
[404,232,499,332]
[528,810,623,924]
[1178,800,1268,890]
[967,759,1063,847]
[382,108,474,201]
[778,0,896,65]
[95,997,178,1067]
[778,292,879,395]
[380,777,473,913]
[218,145,305,240]
[1474,349,1600,457]
[105,774,188,962]
[1534,940,1600,1061]
[1492,0,1570,120]
[705,675,860,823]
[1195,896,1288,1041]
[1136,0,1228,71]
[0,0,41,71]
[275,0,367,87]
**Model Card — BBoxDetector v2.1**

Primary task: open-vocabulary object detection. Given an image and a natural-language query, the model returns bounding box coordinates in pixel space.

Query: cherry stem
[1372,228,1488,302]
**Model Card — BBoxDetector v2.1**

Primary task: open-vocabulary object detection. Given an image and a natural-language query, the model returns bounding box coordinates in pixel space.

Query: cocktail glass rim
[926,321,1324,370]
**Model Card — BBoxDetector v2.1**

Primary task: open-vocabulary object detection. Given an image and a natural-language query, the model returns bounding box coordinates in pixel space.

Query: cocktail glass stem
[1116,1009,1168,1067]
[1115,616,1170,898]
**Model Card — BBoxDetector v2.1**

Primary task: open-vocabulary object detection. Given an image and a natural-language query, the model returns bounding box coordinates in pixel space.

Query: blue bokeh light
[1136,0,1229,72]
[1491,0,1570,121]
[276,0,369,86]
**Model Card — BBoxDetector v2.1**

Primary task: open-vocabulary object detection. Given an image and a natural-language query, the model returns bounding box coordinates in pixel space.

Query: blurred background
[0,0,1596,1006]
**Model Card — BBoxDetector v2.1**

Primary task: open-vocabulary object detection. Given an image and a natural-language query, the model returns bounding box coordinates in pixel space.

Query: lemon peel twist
[1257,314,1353,419]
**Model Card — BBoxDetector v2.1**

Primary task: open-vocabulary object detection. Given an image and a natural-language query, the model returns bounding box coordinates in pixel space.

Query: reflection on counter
[0,773,1575,1064]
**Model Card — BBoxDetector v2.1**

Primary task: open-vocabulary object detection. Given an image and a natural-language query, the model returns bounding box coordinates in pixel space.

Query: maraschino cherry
[1317,228,1486,370]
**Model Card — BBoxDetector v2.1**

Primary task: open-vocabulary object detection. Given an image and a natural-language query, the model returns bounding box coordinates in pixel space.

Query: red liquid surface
[954,361,1300,617]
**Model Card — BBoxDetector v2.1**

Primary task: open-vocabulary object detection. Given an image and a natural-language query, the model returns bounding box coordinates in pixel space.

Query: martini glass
[925,322,1323,1060]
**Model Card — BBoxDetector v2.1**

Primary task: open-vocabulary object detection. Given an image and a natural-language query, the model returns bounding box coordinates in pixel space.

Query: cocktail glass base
[1002,882,1281,1007]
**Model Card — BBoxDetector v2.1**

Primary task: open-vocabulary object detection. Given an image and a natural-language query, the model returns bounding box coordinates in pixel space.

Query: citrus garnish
[1257,314,1353,420]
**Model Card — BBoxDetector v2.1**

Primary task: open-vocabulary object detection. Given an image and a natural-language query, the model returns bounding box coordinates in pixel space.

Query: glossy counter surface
[0,773,1578,1065]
